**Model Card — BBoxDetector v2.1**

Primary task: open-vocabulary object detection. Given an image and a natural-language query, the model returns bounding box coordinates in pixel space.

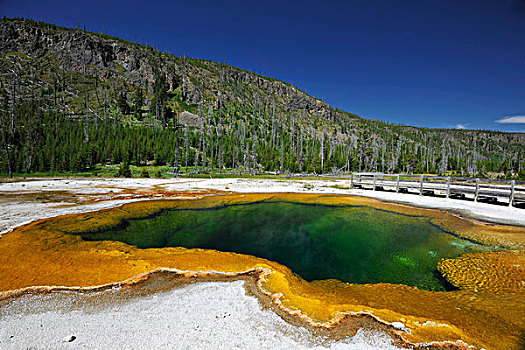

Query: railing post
[446,177,451,198]
[475,178,480,202]
[419,175,424,195]
[373,173,377,191]
[350,173,354,189]
[396,174,400,193]
[509,180,515,207]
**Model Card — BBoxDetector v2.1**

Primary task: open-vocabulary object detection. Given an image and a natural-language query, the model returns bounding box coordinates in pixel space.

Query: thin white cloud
[495,115,525,124]
[455,123,466,129]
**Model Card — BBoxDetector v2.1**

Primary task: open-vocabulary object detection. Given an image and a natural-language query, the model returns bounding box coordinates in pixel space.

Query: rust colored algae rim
[0,267,471,350]
[1,192,524,350]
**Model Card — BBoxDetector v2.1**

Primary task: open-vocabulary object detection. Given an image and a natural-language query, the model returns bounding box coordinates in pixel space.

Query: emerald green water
[78,202,491,291]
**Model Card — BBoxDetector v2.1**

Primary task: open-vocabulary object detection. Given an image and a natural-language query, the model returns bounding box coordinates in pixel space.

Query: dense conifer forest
[1,17,524,178]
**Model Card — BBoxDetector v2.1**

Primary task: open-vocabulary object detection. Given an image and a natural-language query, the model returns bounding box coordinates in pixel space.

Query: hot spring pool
[77,202,491,291]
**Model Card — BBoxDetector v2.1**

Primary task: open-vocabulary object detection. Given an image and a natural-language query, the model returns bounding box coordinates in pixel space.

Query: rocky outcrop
[180,76,202,105]
[178,111,202,127]
[1,20,178,97]
[0,19,333,118]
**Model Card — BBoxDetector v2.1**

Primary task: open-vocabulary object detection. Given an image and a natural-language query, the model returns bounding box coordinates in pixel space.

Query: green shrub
[140,169,150,178]
[117,162,132,178]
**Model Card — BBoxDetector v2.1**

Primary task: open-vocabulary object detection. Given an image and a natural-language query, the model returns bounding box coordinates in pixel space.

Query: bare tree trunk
[173,114,179,176]
[246,141,251,174]
[216,110,222,173]
[201,106,207,173]
[94,76,100,133]
[194,133,199,173]
[271,99,275,147]
[290,115,295,158]
[299,131,303,172]
[311,131,316,166]
[10,78,17,137]
[0,106,13,178]
[112,76,118,130]
[306,138,310,166]
[152,102,156,129]
[184,125,189,170]
[242,121,246,171]
[280,124,284,172]
[53,72,59,137]
[104,89,108,134]
[320,133,324,173]
[209,110,215,172]
[234,129,238,172]
[161,104,166,128]
[84,91,90,143]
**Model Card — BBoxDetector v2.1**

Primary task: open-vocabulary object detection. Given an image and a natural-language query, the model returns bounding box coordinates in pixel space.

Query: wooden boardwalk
[349,173,525,208]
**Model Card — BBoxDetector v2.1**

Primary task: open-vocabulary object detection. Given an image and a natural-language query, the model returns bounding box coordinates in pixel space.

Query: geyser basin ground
[0,278,402,350]
[0,192,524,350]
[78,201,490,291]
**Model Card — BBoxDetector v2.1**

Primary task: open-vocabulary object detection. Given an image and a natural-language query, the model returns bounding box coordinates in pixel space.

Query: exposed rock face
[1,22,116,74]
[1,20,182,100]
[179,111,202,128]
[224,68,332,117]
[180,76,202,105]
[0,19,333,118]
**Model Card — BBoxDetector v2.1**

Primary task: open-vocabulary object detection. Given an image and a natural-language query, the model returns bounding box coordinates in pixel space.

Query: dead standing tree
[0,81,13,178]
[216,108,223,173]
[201,104,209,173]
[184,125,189,170]
[0,57,22,178]
[172,111,181,176]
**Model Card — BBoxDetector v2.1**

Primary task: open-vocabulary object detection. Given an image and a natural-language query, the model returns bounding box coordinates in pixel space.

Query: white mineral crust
[0,281,400,350]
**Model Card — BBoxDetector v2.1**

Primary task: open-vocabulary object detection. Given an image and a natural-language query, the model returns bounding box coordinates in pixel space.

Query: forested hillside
[1,17,524,178]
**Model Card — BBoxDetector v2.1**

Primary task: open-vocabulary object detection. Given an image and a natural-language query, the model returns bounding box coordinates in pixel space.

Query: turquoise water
[78,202,491,291]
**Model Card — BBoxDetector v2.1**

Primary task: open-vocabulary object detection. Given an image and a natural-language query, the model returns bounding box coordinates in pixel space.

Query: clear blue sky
[2,0,525,132]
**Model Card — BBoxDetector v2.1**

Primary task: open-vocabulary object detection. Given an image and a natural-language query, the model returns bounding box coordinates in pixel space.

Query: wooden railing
[349,173,525,207]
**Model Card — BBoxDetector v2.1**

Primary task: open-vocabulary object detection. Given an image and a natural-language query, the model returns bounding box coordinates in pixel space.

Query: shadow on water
[432,270,459,292]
